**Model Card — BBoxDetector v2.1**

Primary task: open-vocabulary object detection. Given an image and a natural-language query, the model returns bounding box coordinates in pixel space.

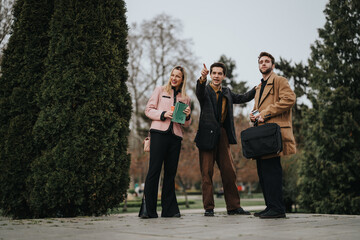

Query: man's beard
[260,67,272,74]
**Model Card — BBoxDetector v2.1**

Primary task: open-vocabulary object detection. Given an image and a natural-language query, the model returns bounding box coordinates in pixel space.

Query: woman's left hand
[183,106,191,117]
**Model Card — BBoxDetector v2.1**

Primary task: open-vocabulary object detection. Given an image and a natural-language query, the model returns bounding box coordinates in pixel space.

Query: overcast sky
[124,0,328,90]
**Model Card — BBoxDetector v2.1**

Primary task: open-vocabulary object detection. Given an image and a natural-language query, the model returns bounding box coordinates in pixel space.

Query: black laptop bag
[241,123,283,159]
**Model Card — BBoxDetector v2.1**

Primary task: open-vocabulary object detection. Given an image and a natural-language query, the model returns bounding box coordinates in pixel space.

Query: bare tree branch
[0,0,15,51]
[127,14,199,185]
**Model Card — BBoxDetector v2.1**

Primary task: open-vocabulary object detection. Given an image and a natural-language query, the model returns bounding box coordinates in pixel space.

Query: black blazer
[195,79,256,145]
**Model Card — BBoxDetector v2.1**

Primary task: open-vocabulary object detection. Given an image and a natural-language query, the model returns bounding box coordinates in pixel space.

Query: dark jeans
[143,131,181,218]
[256,156,285,213]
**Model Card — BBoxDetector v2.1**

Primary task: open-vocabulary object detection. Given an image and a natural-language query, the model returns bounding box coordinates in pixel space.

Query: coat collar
[209,81,222,92]
[257,73,276,108]
[171,86,182,95]
[206,83,229,94]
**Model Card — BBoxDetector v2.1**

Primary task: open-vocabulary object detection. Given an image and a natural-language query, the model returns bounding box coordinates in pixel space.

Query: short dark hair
[210,62,227,76]
[258,52,275,65]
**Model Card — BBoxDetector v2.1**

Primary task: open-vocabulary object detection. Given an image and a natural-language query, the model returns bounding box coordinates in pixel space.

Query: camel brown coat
[252,73,296,159]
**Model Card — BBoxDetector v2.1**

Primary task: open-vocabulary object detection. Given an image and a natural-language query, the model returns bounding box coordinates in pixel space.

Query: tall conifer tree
[30,0,131,217]
[298,0,360,214]
[0,0,53,218]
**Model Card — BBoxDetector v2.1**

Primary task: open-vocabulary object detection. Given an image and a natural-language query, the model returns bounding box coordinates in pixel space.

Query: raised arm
[196,63,209,104]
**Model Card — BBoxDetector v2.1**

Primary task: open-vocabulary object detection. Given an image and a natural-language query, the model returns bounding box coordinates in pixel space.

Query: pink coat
[145,86,191,138]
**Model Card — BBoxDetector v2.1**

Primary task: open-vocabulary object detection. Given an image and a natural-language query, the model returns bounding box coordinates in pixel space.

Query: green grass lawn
[110,194,265,214]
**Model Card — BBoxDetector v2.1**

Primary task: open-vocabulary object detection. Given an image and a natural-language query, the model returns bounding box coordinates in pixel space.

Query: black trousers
[256,156,285,213]
[143,131,182,218]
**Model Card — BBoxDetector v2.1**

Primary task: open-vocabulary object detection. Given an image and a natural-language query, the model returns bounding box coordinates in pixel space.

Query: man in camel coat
[250,52,296,219]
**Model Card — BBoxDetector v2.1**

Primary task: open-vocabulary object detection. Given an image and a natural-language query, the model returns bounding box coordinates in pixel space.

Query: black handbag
[138,195,148,218]
[241,123,283,159]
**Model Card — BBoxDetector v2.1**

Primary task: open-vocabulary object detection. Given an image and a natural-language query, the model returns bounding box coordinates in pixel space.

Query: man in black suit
[195,62,255,216]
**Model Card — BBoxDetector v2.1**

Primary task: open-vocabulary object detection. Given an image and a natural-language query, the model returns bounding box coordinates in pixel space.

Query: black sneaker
[259,209,286,219]
[204,209,214,216]
[227,207,251,215]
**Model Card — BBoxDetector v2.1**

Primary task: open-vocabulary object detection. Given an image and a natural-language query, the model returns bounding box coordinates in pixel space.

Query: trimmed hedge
[0,0,132,218]
[0,0,53,219]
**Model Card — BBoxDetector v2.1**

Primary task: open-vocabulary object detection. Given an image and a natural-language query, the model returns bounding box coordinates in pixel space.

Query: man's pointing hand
[201,63,209,80]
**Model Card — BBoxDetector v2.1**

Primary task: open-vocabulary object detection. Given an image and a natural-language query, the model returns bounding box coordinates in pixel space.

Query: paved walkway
[1,206,360,240]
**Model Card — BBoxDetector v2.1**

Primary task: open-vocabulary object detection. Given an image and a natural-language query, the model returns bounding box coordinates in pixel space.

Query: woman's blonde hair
[164,66,188,97]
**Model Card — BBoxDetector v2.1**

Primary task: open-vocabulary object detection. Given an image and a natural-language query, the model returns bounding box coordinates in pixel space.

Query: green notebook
[171,101,188,124]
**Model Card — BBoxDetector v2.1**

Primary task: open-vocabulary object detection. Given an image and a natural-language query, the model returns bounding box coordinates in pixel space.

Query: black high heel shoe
[138,196,149,219]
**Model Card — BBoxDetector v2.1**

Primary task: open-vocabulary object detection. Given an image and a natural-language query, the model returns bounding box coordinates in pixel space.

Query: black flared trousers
[143,131,182,218]
[256,156,285,214]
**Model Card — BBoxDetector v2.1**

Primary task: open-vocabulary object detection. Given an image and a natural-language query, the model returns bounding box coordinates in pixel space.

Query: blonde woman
[139,66,191,218]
